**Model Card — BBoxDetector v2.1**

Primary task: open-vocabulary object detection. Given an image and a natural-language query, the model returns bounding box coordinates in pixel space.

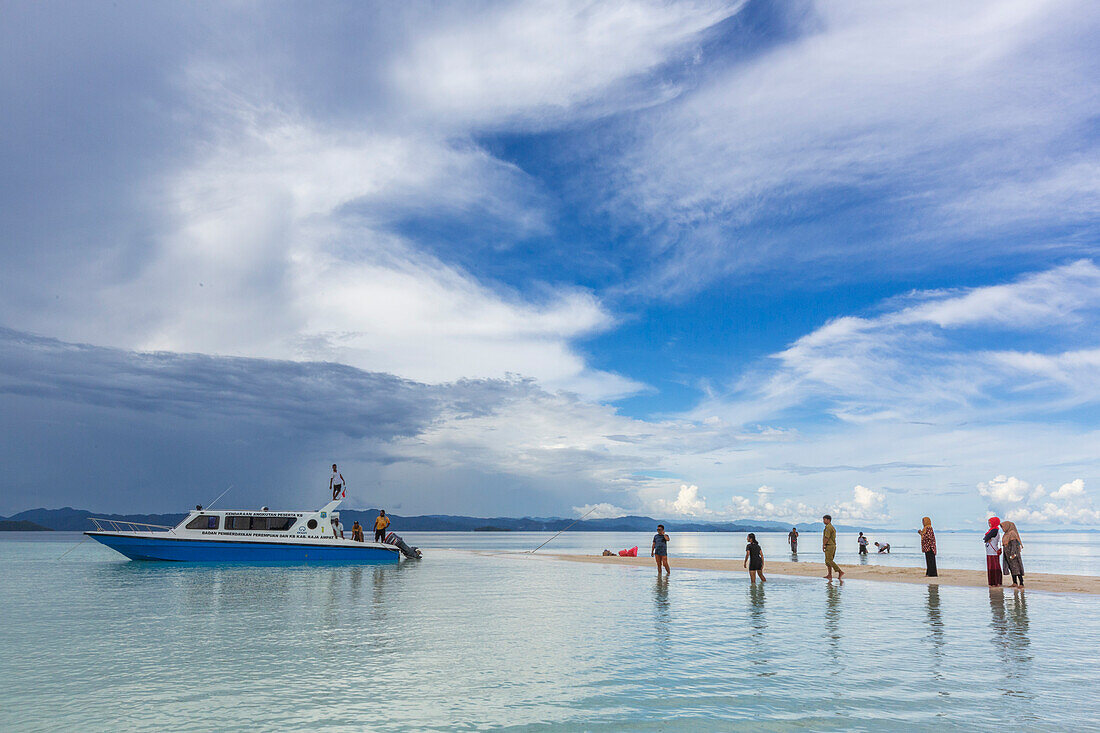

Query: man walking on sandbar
[652,524,671,576]
[822,514,844,579]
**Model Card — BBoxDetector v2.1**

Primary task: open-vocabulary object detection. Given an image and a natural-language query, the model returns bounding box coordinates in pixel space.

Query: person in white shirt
[330,464,345,500]
[984,516,1003,587]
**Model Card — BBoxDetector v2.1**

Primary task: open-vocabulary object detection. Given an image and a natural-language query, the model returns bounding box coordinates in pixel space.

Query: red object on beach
[619,546,638,557]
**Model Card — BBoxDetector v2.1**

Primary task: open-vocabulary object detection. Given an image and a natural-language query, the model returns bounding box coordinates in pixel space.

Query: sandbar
[540,553,1100,595]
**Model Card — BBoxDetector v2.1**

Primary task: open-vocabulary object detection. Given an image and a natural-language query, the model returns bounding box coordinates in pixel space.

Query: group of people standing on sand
[651,513,1025,586]
[984,516,1026,588]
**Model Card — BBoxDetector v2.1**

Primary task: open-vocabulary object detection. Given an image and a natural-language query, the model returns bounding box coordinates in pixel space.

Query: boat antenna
[206,484,234,510]
[529,504,600,554]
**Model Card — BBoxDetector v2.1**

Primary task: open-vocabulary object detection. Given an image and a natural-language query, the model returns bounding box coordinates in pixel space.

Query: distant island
[0,519,52,531]
[0,506,874,533]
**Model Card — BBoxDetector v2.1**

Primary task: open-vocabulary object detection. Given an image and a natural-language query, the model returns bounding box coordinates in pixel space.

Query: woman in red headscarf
[983,516,1003,587]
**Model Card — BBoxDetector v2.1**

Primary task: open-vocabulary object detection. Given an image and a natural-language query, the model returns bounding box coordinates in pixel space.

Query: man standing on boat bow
[330,464,345,500]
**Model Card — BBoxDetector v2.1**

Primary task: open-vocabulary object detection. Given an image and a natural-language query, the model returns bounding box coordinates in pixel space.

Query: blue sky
[1,0,1098,528]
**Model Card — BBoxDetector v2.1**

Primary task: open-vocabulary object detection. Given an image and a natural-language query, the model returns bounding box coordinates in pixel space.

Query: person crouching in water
[1000,520,1024,588]
[652,524,670,576]
[351,520,364,542]
[744,533,766,582]
[374,510,390,543]
[984,516,1003,587]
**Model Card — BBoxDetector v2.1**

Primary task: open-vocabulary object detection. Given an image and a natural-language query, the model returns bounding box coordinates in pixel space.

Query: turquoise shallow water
[3,534,1100,732]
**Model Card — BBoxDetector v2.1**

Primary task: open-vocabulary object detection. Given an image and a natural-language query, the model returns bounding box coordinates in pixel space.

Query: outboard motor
[385,531,422,559]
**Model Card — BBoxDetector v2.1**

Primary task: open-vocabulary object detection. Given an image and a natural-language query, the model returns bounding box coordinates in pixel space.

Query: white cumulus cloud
[572,503,630,520]
[724,484,889,524]
[978,475,1100,525]
[650,484,713,517]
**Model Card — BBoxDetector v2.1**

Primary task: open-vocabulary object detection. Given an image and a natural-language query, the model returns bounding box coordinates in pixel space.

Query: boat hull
[86,532,400,564]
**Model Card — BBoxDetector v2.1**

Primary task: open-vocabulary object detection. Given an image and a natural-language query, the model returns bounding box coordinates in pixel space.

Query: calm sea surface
[3,532,1100,732]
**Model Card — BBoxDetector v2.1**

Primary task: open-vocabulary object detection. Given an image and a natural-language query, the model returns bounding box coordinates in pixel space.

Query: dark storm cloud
[0,328,540,514]
[0,328,445,440]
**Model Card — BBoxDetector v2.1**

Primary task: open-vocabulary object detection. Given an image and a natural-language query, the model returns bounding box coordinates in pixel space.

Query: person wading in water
[652,524,671,577]
[744,533,766,583]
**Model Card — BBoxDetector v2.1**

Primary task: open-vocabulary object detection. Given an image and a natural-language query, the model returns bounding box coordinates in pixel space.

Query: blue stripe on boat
[86,532,400,564]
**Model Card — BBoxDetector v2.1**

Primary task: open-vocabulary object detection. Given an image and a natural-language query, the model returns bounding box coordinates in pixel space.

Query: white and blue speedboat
[85,498,416,563]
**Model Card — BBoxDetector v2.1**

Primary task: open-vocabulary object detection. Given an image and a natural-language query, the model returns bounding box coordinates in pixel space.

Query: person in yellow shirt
[822,514,844,579]
[374,510,391,543]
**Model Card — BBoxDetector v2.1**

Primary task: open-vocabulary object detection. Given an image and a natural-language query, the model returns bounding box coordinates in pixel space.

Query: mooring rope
[56,535,90,561]
[528,505,600,554]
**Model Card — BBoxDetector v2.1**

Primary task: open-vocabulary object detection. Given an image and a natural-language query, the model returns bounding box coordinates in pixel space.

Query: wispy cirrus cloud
[610,0,1100,294]
[392,0,745,129]
[694,260,1100,425]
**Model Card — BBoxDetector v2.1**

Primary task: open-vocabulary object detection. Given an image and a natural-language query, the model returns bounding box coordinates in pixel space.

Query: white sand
[541,553,1100,595]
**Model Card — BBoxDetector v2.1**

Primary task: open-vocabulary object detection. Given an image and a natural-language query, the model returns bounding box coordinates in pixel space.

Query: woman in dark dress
[744,533,766,583]
[1000,520,1025,588]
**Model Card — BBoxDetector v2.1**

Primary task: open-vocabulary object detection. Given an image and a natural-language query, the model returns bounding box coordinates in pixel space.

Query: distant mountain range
[0,506,868,533]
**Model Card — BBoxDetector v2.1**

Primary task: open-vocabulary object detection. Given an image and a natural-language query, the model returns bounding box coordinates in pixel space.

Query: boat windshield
[186,515,219,530]
[223,516,297,531]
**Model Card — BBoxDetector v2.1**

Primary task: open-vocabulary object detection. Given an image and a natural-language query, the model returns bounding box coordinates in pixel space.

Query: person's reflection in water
[989,587,1033,701]
[349,567,363,602]
[1004,590,1032,686]
[372,566,389,606]
[988,587,1009,663]
[748,582,766,634]
[823,581,842,670]
[924,585,945,683]
[653,576,671,654]
[746,580,773,677]
[322,567,343,628]
[1007,591,1030,649]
